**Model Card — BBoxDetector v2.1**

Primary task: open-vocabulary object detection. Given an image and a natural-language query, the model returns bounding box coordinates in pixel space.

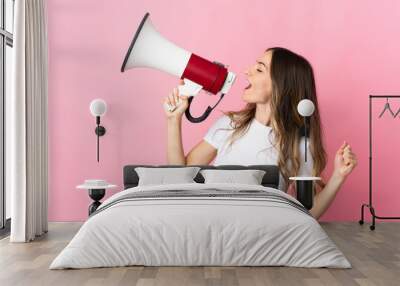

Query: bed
[49,165,351,269]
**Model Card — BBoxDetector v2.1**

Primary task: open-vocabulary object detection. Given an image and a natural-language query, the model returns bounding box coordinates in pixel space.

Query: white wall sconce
[89,99,107,162]
[289,99,321,210]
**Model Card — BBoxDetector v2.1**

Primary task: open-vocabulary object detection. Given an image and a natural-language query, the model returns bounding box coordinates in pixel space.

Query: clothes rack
[359,95,400,230]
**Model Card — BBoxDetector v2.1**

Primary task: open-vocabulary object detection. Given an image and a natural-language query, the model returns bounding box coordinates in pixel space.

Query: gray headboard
[123,165,280,189]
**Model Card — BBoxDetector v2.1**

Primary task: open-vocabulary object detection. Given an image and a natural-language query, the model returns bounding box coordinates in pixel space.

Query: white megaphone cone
[121,12,236,123]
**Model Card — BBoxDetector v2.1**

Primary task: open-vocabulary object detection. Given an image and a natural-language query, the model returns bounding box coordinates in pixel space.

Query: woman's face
[242,50,273,104]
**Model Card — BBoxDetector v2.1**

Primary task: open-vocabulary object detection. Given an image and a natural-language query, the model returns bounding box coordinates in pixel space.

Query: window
[0,0,14,234]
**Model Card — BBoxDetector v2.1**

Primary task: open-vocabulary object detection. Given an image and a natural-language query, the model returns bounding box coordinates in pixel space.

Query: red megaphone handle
[185,94,225,123]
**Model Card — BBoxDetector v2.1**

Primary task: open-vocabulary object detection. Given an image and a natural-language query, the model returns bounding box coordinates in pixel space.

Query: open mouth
[244,81,252,90]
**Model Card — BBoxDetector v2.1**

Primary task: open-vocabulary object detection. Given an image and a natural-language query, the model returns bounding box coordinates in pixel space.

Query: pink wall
[47,0,400,222]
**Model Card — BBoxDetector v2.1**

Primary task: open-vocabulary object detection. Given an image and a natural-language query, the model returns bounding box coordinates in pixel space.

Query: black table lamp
[89,99,107,162]
[289,99,321,210]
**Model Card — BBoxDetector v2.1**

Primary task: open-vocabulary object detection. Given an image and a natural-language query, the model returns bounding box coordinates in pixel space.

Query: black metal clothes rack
[359,95,400,230]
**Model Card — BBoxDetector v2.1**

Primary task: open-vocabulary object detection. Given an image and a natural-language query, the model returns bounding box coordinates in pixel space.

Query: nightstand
[77,180,117,216]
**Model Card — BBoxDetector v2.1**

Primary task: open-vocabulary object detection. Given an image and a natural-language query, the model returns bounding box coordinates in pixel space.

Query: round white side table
[289,176,321,210]
[77,180,117,216]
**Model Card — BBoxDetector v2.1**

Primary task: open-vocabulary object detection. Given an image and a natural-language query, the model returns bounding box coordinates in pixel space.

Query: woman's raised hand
[333,141,358,179]
[163,79,189,119]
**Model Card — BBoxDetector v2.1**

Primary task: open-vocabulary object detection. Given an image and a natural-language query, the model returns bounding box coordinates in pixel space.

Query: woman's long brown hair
[224,47,327,191]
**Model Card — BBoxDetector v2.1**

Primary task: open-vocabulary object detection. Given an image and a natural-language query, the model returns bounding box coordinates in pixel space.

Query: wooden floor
[0,222,399,286]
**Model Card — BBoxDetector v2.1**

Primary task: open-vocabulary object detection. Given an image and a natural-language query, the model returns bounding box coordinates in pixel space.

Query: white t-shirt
[203,115,313,192]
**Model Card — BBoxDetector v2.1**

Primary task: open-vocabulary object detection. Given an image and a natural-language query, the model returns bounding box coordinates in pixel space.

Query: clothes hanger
[378,97,396,118]
[394,105,400,118]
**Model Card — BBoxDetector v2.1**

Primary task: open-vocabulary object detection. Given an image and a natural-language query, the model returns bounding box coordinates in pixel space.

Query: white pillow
[135,167,201,186]
[200,169,266,185]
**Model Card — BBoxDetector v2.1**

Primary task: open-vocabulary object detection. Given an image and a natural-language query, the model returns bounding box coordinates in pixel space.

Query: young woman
[163,47,357,219]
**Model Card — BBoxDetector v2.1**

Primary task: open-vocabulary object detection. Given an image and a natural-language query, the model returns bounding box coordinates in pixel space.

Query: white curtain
[8,0,48,242]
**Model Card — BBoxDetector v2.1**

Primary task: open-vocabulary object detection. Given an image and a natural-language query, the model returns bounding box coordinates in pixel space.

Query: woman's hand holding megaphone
[163,80,189,119]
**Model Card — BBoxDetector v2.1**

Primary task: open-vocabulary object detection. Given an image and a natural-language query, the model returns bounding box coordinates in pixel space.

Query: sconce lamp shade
[90,99,107,117]
[297,99,315,117]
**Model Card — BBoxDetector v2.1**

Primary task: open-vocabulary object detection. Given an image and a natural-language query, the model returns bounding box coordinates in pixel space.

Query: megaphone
[121,12,236,123]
